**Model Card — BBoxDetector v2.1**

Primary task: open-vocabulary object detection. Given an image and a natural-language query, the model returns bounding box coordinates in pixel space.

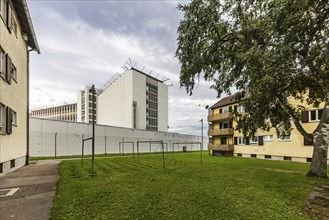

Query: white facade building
[97,68,168,132]
[77,86,103,124]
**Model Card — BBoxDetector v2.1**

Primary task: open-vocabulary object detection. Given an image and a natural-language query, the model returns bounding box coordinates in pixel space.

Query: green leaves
[177,0,329,136]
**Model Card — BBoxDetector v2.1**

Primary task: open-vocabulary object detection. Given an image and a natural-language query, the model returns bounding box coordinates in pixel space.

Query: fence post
[54,132,57,158]
[104,136,107,155]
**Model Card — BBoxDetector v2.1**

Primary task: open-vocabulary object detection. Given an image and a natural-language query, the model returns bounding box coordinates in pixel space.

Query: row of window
[0,0,18,35]
[0,103,16,135]
[235,135,290,145]
[146,82,158,94]
[0,47,17,83]
[146,126,157,131]
[219,105,245,114]
[147,92,158,102]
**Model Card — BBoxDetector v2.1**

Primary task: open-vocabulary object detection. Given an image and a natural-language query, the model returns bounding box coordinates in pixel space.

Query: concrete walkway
[0,160,61,220]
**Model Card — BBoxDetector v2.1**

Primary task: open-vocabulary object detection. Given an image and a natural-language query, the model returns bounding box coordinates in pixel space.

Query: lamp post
[200,119,203,164]
[90,85,96,177]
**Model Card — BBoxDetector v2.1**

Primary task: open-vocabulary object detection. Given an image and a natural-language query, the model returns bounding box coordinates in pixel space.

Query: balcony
[208,144,234,151]
[208,112,233,122]
[208,128,234,136]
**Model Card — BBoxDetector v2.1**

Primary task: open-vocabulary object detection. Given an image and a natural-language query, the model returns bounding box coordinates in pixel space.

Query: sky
[27,0,220,135]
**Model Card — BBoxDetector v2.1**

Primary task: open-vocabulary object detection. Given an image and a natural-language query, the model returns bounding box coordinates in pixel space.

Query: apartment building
[77,86,103,124]
[208,94,329,163]
[30,103,77,122]
[0,0,39,175]
[97,68,168,132]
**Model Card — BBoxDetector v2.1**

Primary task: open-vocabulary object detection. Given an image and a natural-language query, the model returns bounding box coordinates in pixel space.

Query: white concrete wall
[158,81,168,132]
[29,118,208,156]
[132,70,147,130]
[97,69,169,132]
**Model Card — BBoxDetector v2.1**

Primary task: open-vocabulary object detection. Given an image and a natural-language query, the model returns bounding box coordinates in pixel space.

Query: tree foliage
[176,0,329,177]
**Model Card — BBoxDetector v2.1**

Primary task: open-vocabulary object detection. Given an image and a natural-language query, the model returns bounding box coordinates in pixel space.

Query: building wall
[29,118,208,156]
[98,70,133,128]
[158,80,168,132]
[29,103,77,121]
[77,86,102,123]
[208,97,329,163]
[97,69,169,132]
[0,1,28,175]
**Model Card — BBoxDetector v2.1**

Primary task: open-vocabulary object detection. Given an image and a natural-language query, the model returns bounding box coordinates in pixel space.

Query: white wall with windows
[97,68,168,132]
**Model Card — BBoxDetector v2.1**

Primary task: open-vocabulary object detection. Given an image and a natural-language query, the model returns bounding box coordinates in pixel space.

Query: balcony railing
[208,144,234,151]
[208,112,233,122]
[208,128,234,136]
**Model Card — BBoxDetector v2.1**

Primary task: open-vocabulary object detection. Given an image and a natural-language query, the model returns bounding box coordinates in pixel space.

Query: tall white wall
[132,71,147,130]
[158,81,168,132]
[77,91,82,122]
[98,71,133,128]
[29,118,208,156]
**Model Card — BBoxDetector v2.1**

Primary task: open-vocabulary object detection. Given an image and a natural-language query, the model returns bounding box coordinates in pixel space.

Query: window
[237,105,245,113]
[279,135,291,141]
[12,110,16,126]
[0,47,4,78]
[238,137,246,145]
[265,155,272,159]
[250,137,258,144]
[221,137,227,145]
[11,63,16,81]
[283,156,292,161]
[222,107,229,113]
[309,109,323,122]
[0,103,5,133]
[0,0,7,21]
[263,135,273,141]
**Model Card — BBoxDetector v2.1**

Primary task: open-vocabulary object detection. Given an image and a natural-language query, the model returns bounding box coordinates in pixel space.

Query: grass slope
[51,153,329,220]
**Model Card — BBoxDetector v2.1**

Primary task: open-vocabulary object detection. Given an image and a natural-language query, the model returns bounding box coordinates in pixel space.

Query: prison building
[97,68,169,132]
[77,86,103,124]
[0,0,40,175]
[30,103,77,122]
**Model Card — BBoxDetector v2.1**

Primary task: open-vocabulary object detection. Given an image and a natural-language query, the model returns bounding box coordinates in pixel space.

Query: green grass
[51,153,329,220]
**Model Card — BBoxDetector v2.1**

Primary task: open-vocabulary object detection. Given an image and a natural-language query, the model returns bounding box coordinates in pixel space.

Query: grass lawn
[51,152,329,220]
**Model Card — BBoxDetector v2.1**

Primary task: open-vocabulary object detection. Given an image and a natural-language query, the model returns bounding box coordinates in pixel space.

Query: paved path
[304,184,329,219]
[0,160,61,220]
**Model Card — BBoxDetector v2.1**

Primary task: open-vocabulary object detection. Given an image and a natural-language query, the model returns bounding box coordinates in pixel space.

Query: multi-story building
[77,86,103,124]
[208,94,329,163]
[0,0,39,175]
[97,68,168,132]
[30,103,77,122]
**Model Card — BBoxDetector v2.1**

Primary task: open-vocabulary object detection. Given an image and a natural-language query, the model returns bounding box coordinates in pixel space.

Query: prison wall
[29,118,208,156]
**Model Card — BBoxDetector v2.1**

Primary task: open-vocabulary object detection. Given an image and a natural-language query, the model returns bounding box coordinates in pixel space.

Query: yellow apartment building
[208,94,329,163]
[0,0,39,175]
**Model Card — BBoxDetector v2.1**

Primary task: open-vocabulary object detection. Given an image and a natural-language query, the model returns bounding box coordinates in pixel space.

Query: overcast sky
[28,0,220,135]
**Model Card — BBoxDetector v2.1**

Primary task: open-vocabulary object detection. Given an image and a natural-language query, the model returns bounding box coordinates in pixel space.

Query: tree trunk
[308,92,329,178]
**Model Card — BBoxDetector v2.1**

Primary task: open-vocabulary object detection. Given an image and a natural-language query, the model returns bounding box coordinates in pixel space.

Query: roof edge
[22,0,40,54]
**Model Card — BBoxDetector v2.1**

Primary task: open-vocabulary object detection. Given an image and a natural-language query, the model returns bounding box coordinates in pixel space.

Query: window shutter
[219,109,222,113]
[301,111,309,123]
[6,107,12,134]
[303,136,313,146]
[229,106,232,112]
[7,2,12,32]
[6,54,12,84]
[234,137,238,145]
[246,137,250,145]
[258,136,264,146]
[234,105,237,112]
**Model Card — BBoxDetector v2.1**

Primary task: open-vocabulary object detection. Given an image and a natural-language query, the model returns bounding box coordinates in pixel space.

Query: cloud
[27,0,218,135]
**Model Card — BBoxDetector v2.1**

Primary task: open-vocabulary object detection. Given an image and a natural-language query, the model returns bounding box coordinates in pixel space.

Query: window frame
[222,107,229,113]
[263,135,273,142]
[12,110,17,126]
[237,137,246,145]
[250,136,258,145]
[0,47,5,79]
[237,105,245,113]
[279,135,291,141]
[0,103,5,133]
[309,109,323,122]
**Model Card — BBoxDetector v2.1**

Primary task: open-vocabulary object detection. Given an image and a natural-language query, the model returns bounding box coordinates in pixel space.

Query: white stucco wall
[158,81,168,132]
[29,118,208,156]
[98,71,133,128]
